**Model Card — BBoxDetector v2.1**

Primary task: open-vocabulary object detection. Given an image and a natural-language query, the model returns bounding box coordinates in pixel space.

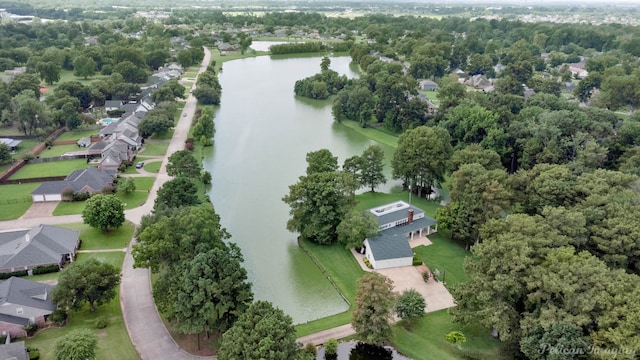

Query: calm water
[204,51,398,323]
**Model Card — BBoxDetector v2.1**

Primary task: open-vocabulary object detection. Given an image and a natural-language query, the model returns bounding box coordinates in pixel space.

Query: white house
[363,201,437,270]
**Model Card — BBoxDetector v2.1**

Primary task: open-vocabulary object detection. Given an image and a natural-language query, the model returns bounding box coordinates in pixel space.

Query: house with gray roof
[363,201,437,269]
[418,79,439,91]
[0,277,56,338]
[0,225,79,275]
[0,341,28,360]
[0,138,21,151]
[30,167,114,202]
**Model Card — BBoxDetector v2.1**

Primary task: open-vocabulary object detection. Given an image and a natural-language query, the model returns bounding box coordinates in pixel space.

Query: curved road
[0,48,214,360]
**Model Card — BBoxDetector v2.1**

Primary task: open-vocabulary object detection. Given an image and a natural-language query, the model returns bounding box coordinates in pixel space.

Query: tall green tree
[395,289,426,328]
[73,55,97,79]
[54,329,98,360]
[359,144,386,192]
[336,210,379,249]
[217,301,299,360]
[82,194,125,232]
[36,61,60,85]
[171,244,253,348]
[305,149,338,175]
[352,272,396,345]
[154,177,200,212]
[166,150,201,178]
[51,258,120,312]
[282,171,358,245]
[391,126,452,198]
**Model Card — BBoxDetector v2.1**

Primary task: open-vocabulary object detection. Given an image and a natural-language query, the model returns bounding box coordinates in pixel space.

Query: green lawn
[139,141,169,156]
[9,159,89,180]
[121,164,140,174]
[62,222,134,251]
[53,190,150,215]
[143,161,162,173]
[339,120,399,148]
[392,310,500,360]
[12,139,40,160]
[55,129,99,142]
[38,144,81,157]
[0,182,40,220]
[24,252,137,360]
[44,70,107,94]
[295,240,365,337]
[413,232,468,287]
[132,177,155,191]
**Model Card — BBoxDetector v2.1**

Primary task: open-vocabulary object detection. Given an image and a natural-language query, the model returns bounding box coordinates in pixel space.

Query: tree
[53,329,98,360]
[166,150,201,178]
[193,85,221,105]
[51,258,120,312]
[336,210,379,249]
[395,289,426,327]
[282,171,358,244]
[82,194,125,232]
[133,206,229,271]
[320,56,331,71]
[139,111,173,137]
[171,243,253,348]
[359,145,386,192]
[449,144,503,172]
[73,55,97,79]
[0,143,10,164]
[520,322,590,360]
[351,272,396,345]
[154,177,200,211]
[36,61,60,85]
[305,149,338,175]
[391,126,453,198]
[217,301,299,360]
[117,177,136,196]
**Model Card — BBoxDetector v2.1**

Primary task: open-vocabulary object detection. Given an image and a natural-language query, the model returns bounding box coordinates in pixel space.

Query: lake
[204,49,399,323]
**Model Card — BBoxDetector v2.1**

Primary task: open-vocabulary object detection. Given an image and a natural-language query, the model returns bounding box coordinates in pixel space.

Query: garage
[30,182,67,203]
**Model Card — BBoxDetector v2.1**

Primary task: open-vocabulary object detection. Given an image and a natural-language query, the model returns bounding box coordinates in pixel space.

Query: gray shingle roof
[0,341,28,360]
[30,181,69,196]
[0,225,79,271]
[65,167,114,193]
[0,277,55,312]
[367,234,414,261]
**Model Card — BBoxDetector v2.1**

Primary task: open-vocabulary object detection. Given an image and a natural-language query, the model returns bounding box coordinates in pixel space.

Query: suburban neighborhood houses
[0,277,56,338]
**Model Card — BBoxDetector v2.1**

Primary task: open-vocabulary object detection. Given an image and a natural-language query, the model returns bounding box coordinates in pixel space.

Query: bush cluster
[362,257,373,269]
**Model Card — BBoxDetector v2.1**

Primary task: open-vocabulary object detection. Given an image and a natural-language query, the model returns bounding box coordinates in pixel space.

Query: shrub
[49,309,67,326]
[362,257,373,269]
[95,316,108,329]
[73,191,91,201]
[184,142,194,151]
[412,255,423,266]
[324,338,338,355]
[22,154,35,162]
[0,270,28,279]
[101,185,116,194]
[62,189,75,201]
[200,135,213,146]
[201,170,212,184]
[23,323,38,336]
[32,264,59,275]
[302,343,317,357]
[422,271,430,282]
[27,347,40,360]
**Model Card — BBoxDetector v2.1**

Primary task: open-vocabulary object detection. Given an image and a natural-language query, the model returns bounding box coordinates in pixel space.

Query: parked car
[135,161,144,169]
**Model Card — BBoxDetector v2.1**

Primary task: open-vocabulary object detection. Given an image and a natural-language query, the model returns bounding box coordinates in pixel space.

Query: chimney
[408,209,414,224]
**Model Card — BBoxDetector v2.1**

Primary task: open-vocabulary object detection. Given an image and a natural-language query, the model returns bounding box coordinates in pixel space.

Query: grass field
[53,190,150,216]
[130,177,155,191]
[9,159,88,180]
[139,141,169,156]
[45,70,107,94]
[392,310,500,360]
[62,222,134,251]
[143,161,162,173]
[0,182,40,220]
[38,144,81,157]
[413,232,468,288]
[339,120,399,148]
[55,129,99,142]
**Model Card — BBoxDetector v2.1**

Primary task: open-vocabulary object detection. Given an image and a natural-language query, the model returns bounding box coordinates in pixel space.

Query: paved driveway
[20,201,59,219]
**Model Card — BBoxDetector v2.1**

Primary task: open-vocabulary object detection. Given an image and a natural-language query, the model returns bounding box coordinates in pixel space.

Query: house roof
[30,181,69,196]
[0,225,79,271]
[0,341,28,360]
[0,138,21,148]
[369,201,425,227]
[99,121,119,137]
[65,167,114,192]
[0,277,56,313]
[104,100,123,109]
[366,234,414,261]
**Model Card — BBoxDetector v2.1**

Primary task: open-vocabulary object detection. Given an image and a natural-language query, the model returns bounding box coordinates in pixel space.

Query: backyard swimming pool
[98,118,119,126]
